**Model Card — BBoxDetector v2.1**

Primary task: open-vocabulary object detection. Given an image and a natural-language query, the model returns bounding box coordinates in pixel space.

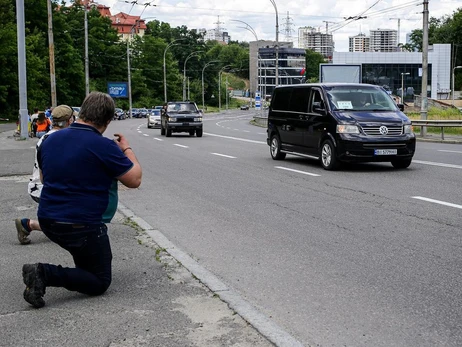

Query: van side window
[272,88,292,111]
[310,89,325,112]
[289,88,310,113]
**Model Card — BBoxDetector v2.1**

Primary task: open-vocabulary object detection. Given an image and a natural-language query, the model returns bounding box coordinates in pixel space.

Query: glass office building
[362,64,431,102]
[258,47,306,96]
[333,44,451,101]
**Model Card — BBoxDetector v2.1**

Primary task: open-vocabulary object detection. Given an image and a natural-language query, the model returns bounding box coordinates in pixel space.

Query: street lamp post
[183,51,202,101]
[218,65,231,112]
[269,0,279,90]
[163,38,184,103]
[452,66,462,106]
[84,2,99,97]
[231,20,260,108]
[202,61,219,111]
[126,17,155,118]
[47,0,56,107]
[126,30,133,118]
[401,72,410,104]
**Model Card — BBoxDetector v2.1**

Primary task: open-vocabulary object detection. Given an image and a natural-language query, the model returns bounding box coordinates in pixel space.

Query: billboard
[107,82,128,98]
[319,64,361,83]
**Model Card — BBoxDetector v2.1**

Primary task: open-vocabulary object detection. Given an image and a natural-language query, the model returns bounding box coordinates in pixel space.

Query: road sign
[107,82,128,98]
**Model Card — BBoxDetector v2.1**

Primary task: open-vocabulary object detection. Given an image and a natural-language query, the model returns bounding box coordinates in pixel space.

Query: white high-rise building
[349,33,370,52]
[298,26,334,59]
[370,29,398,52]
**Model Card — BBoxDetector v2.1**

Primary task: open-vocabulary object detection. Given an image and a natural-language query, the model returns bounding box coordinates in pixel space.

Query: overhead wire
[329,0,421,33]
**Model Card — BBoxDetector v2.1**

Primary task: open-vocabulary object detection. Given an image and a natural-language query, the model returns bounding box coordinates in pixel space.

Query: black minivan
[266,83,416,170]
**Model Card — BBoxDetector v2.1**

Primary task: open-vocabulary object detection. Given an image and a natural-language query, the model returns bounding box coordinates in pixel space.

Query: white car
[147,109,161,129]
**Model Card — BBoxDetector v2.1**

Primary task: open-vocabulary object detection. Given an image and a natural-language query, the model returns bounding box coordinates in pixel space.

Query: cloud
[101,0,460,51]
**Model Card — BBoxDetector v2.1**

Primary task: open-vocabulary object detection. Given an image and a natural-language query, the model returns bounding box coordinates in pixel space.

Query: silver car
[147,109,161,129]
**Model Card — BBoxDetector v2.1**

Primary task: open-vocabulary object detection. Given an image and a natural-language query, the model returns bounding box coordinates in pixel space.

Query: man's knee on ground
[87,278,111,296]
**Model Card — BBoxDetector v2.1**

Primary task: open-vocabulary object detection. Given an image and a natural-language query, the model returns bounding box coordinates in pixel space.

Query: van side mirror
[312,101,326,114]
[397,104,404,111]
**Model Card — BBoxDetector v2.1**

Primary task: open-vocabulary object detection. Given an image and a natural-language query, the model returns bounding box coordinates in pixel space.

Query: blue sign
[107,82,128,98]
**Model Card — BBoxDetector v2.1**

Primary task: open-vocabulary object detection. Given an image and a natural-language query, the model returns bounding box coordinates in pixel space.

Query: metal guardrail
[411,120,462,140]
[252,116,462,141]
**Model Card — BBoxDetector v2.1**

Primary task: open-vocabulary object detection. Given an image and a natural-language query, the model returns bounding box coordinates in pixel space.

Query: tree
[304,50,326,82]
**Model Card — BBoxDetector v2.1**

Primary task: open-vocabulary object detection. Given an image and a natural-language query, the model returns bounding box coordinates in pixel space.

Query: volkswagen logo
[379,126,388,135]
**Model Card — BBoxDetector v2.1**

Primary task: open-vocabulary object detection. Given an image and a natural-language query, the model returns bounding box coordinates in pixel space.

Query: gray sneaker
[22,263,46,308]
[15,218,31,245]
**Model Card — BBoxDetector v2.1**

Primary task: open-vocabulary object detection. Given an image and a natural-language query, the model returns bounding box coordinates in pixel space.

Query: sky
[100,0,461,52]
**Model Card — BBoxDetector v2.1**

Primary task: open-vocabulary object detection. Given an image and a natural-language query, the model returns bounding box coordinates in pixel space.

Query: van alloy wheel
[270,135,286,160]
[321,139,339,170]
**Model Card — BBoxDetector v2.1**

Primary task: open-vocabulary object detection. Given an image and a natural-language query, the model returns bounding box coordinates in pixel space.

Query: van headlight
[168,117,177,122]
[403,124,413,134]
[194,117,202,122]
[337,124,360,134]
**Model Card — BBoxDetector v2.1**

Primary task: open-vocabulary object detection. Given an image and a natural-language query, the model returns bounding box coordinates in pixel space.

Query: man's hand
[113,133,130,152]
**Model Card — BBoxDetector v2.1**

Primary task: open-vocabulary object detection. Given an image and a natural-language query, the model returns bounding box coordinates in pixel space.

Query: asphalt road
[109,112,462,347]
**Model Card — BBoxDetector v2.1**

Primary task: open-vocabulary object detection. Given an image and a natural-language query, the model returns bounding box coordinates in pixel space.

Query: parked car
[131,108,141,118]
[267,83,416,170]
[240,104,250,110]
[71,107,80,117]
[114,108,125,120]
[147,109,161,129]
[161,101,203,137]
[139,108,148,118]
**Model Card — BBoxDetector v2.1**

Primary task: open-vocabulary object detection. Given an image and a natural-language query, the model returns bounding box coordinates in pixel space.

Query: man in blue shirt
[22,92,142,308]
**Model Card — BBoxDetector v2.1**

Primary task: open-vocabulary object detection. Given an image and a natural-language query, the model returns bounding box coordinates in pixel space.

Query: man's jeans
[38,219,113,296]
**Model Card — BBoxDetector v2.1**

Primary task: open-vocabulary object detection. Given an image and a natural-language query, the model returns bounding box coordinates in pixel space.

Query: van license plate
[374,149,397,155]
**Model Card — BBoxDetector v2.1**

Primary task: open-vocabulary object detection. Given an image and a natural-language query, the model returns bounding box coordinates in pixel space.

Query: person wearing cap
[21,92,142,308]
[15,105,76,245]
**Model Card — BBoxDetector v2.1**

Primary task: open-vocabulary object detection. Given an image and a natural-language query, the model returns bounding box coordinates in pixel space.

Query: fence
[411,120,462,140]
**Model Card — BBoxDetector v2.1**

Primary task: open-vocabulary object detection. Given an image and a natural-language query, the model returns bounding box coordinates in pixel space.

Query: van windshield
[326,86,398,112]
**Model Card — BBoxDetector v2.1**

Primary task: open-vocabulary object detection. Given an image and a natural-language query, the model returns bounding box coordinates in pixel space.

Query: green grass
[406,107,462,136]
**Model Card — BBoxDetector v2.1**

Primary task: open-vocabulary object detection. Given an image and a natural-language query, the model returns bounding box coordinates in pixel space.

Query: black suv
[161,101,203,137]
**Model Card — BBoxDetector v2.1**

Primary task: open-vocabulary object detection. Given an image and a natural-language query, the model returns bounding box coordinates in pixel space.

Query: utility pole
[16,0,28,139]
[322,21,337,34]
[420,0,429,134]
[281,11,294,42]
[47,0,56,107]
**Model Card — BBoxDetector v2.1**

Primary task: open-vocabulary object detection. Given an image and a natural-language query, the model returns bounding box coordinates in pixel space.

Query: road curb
[117,202,305,347]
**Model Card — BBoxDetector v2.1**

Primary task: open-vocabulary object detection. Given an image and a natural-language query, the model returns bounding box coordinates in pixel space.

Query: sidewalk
[0,127,275,347]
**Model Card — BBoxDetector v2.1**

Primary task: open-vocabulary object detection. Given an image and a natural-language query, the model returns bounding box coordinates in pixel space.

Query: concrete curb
[118,202,305,347]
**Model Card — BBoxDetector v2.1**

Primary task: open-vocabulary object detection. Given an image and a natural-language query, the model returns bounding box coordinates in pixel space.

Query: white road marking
[211,153,237,159]
[143,134,149,136]
[438,150,462,154]
[412,196,462,210]
[137,130,142,133]
[413,160,462,170]
[174,144,189,148]
[275,166,321,177]
[153,138,163,141]
[243,130,250,133]
[204,132,266,144]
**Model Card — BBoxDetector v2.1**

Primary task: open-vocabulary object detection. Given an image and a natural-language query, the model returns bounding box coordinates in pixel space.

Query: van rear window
[272,88,292,110]
[289,88,310,112]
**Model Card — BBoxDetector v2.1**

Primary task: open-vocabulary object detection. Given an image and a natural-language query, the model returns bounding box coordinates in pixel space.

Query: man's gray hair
[79,92,115,127]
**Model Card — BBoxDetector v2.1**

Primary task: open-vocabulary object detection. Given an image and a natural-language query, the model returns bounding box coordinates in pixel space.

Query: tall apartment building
[349,33,370,52]
[298,27,334,59]
[196,28,230,44]
[370,29,398,52]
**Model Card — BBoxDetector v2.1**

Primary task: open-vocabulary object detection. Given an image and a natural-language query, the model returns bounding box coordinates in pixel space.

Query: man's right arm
[118,148,142,188]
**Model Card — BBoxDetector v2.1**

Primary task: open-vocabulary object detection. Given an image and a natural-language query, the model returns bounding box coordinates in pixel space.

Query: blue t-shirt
[38,123,134,224]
